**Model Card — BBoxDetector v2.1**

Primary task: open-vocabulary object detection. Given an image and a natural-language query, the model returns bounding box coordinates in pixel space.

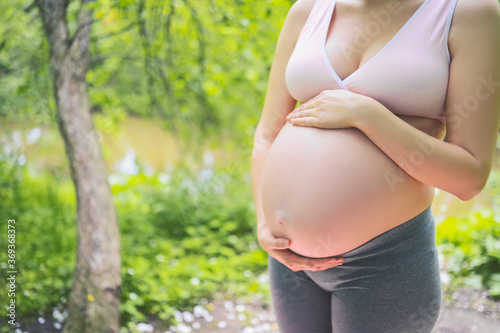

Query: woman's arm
[251,0,306,232]
[353,0,500,201]
[286,0,500,201]
[251,0,344,271]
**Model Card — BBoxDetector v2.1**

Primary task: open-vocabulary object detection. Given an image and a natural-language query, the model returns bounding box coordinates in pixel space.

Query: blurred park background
[0,0,499,332]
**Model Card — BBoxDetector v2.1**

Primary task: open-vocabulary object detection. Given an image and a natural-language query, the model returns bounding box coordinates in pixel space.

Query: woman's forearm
[353,100,491,201]
[251,134,273,232]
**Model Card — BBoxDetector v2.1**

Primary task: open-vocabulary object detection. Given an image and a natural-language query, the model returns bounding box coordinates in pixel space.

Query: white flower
[182,311,195,322]
[193,305,208,318]
[242,328,255,333]
[176,323,193,333]
[136,323,154,333]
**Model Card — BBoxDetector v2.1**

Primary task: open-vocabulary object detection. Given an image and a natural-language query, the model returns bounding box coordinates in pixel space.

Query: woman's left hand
[286,89,377,129]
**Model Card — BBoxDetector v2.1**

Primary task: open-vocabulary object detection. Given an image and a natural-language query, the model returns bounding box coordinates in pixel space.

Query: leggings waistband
[337,204,434,258]
[291,205,435,260]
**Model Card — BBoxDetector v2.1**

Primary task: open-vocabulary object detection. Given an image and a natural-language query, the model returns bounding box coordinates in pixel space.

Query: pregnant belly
[260,122,434,258]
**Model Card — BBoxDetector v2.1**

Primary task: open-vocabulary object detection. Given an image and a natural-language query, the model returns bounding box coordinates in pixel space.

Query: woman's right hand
[257,224,344,272]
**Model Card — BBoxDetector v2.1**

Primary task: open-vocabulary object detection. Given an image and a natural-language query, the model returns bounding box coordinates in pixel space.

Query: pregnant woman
[251,0,500,332]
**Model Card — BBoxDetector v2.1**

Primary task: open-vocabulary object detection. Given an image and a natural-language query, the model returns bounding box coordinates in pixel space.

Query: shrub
[437,210,500,298]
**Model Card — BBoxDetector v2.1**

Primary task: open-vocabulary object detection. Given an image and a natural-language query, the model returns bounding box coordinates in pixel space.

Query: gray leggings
[268,205,442,333]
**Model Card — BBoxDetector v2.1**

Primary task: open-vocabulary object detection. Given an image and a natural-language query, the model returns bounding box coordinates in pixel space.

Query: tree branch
[89,53,140,64]
[67,18,95,50]
[23,0,37,13]
[66,0,95,76]
[35,0,70,63]
[92,20,139,40]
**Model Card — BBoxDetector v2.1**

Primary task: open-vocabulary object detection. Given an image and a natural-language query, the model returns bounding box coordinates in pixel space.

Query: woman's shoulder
[277,0,318,46]
[289,0,317,14]
[449,0,500,56]
[285,0,318,28]
[452,0,500,27]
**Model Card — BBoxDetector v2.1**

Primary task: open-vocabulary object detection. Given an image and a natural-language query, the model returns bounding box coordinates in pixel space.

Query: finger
[269,251,298,270]
[275,250,344,271]
[323,257,345,268]
[287,106,306,118]
[287,97,319,117]
[287,109,315,120]
[301,261,343,272]
[266,237,291,250]
[287,100,319,118]
[301,256,344,271]
[314,259,344,270]
[269,250,307,271]
[289,116,319,127]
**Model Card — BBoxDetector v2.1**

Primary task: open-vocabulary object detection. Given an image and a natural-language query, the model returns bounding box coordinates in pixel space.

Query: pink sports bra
[285,0,459,123]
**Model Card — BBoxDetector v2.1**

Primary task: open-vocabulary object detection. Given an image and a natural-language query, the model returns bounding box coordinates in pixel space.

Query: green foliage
[2,0,500,329]
[436,210,500,298]
[114,164,269,325]
[0,158,76,318]
[0,0,292,152]
[0,1,53,124]
[0,158,269,328]
[2,146,500,329]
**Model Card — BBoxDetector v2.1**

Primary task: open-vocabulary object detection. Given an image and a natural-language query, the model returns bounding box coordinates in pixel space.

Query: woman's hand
[285,89,377,129]
[257,223,344,272]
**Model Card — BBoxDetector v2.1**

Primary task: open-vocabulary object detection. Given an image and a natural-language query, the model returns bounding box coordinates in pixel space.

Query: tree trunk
[35,1,121,332]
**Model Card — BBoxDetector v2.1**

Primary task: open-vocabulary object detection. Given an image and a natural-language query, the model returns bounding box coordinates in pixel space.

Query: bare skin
[252,0,500,271]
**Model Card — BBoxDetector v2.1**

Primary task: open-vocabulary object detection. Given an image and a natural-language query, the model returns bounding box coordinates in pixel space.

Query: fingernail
[338,258,344,265]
